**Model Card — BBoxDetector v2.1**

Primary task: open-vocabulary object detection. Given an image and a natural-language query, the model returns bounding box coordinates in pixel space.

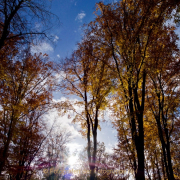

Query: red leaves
[0,45,55,177]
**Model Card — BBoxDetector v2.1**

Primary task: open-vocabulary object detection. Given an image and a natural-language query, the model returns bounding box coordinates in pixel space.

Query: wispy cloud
[57,54,60,58]
[43,106,81,139]
[53,35,59,42]
[75,11,86,22]
[31,42,54,54]
[44,97,85,139]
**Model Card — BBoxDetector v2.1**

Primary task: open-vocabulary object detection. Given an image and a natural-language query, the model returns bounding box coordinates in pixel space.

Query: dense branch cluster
[0,0,180,180]
[58,0,180,180]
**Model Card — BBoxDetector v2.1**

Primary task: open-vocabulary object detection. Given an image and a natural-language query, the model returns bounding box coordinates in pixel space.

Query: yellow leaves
[95,2,105,15]
[0,46,54,125]
[58,34,113,140]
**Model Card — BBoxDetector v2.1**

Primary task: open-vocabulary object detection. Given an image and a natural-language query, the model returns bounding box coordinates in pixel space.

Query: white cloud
[75,11,86,22]
[43,107,81,139]
[57,54,60,58]
[106,142,116,154]
[53,35,59,42]
[54,71,66,84]
[31,42,54,54]
[67,143,84,168]
[43,97,86,139]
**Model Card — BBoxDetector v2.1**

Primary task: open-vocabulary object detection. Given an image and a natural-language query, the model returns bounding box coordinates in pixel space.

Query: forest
[0,0,180,180]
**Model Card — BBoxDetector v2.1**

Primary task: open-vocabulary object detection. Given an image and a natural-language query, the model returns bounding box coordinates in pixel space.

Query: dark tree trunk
[0,0,24,51]
[128,71,146,180]
[136,114,145,180]
[0,113,16,174]
[154,94,175,180]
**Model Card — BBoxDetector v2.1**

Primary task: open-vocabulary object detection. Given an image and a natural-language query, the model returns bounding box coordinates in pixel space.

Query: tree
[0,47,55,175]
[35,125,71,180]
[0,0,58,50]
[84,0,180,179]
[77,142,107,179]
[57,36,113,180]
[6,109,49,180]
[76,141,128,180]
[145,25,180,179]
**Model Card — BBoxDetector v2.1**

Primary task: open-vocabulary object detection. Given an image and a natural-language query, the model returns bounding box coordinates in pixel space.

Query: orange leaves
[0,50,54,111]
[56,30,113,147]
[87,1,180,179]
[0,43,55,176]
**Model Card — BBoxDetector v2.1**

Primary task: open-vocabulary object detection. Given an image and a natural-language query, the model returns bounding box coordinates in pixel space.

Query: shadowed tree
[0,0,58,50]
[83,0,180,179]
[56,36,113,180]
[0,47,55,175]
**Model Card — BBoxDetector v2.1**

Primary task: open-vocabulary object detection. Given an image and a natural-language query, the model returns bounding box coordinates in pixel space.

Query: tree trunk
[0,113,16,174]
[136,114,145,180]
[155,97,175,180]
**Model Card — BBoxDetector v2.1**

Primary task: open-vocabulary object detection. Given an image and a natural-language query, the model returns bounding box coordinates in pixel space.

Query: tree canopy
[0,0,180,180]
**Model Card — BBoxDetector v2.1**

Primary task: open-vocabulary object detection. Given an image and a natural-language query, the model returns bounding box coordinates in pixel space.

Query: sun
[68,155,78,167]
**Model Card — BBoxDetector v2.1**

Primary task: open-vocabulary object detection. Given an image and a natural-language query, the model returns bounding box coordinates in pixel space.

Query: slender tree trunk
[161,151,166,180]
[155,98,175,180]
[128,82,138,179]
[163,106,175,180]
[91,110,98,180]
[154,150,161,180]
[15,151,25,180]
[145,159,152,180]
[156,116,170,179]
[165,128,175,180]
[85,90,92,179]
[0,113,16,174]
[167,149,174,179]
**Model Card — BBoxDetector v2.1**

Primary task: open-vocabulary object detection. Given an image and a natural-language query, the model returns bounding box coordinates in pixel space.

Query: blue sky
[44,0,117,59]
[52,0,98,59]
[35,0,119,171]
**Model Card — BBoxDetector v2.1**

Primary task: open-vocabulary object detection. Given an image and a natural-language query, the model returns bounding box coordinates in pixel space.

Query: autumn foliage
[58,0,180,180]
[0,0,180,180]
[0,41,55,178]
